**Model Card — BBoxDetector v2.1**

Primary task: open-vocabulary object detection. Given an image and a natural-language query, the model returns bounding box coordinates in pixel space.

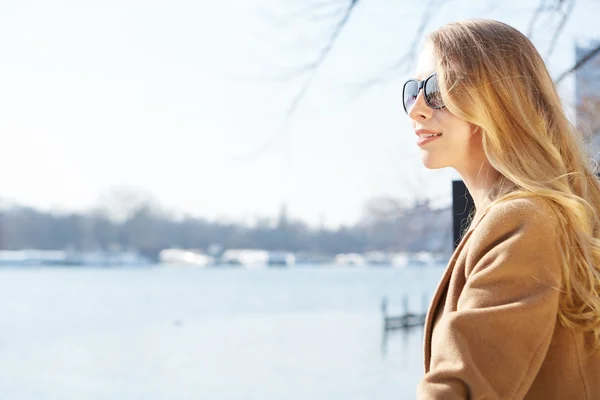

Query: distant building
[220,249,269,268]
[333,253,366,267]
[159,248,214,267]
[0,249,151,267]
[575,40,600,160]
[267,251,295,267]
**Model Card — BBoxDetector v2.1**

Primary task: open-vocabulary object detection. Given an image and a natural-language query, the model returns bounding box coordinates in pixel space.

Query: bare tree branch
[527,0,577,59]
[527,0,549,38]
[312,0,445,115]
[546,0,576,58]
[281,0,359,116]
[359,0,442,89]
[555,42,600,84]
[237,0,360,160]
[233,1,351,82]
[256,0,349,27]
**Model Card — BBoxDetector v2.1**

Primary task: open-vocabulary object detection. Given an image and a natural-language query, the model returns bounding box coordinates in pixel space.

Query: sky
[1,0,600,228]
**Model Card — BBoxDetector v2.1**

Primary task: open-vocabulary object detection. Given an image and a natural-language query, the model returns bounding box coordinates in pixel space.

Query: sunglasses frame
[402,73,445,114]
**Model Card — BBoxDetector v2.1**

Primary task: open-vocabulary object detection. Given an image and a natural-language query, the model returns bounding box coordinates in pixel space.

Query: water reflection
[380,324,424,356]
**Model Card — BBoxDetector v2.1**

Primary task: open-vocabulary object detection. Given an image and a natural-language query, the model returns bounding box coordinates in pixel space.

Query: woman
[403,20,600,399]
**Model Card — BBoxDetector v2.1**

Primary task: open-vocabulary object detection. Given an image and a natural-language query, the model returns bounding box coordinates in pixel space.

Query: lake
[0,265,444,400]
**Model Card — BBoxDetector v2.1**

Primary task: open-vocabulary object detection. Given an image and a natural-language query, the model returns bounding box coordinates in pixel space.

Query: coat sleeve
[417,199,563,400]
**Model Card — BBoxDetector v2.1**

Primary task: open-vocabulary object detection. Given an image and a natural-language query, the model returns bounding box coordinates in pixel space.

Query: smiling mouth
[416,133,442,147]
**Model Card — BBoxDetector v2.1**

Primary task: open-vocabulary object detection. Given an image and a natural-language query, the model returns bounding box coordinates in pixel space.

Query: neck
[457,161,501,214]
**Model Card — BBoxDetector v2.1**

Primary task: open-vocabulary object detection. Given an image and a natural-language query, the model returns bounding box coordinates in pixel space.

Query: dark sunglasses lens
[424,75,444,108]
[403,80,419,112]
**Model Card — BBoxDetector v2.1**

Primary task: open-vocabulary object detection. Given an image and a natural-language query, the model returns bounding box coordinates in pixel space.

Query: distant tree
[94,187,165,223]
[0,196,452,256]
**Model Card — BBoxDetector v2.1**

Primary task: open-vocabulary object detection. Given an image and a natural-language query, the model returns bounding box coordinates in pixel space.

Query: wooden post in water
[382,294,427,331]
[381,296,388,316]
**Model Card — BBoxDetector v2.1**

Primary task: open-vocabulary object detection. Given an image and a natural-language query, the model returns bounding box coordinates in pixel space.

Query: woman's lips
[417,135,441,146]
[415,129,442,146]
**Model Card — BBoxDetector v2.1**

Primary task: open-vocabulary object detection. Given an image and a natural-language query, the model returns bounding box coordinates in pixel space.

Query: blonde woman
[403,20,600,399]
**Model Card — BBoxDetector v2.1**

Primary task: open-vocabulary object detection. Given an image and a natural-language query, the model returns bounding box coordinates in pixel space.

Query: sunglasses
[402,73,445,114]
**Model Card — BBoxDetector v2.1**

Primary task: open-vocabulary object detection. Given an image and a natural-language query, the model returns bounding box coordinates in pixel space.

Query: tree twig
[376,0,441,84]
[527,0,548,39]
[546,0,576,58]
[237,0,360,160]
[555,42,600,84]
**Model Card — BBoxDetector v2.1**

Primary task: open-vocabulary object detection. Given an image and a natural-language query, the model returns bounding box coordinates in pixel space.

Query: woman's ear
[470,124,482,136]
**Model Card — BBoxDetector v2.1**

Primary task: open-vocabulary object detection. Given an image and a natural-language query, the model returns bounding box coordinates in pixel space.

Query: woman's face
[408,44,487,175]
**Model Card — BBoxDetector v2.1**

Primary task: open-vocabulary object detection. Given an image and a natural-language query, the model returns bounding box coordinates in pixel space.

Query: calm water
[0,265,444,400]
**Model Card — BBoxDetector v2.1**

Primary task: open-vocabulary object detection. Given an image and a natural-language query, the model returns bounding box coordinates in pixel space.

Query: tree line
[0,197,452,261]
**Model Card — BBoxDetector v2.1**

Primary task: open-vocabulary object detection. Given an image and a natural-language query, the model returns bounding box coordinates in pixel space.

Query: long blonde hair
[429,19,600,341]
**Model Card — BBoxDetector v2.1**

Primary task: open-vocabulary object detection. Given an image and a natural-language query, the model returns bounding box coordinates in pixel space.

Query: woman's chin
[420,154,446,169]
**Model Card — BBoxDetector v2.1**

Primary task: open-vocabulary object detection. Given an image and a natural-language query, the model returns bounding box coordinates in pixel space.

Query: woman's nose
[407,90,433,121]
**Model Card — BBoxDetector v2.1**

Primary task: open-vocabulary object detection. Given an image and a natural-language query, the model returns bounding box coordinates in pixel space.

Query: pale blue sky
[1,0,599,227]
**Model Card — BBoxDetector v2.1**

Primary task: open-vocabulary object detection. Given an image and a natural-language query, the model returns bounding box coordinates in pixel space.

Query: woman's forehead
[414,44,437,81]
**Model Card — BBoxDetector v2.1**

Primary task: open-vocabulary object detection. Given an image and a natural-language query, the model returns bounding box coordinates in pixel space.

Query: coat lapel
[422,206,491,371]
[423,231,469,371]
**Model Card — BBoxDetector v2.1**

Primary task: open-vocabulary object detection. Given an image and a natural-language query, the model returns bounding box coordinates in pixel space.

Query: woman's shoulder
[468,196,562,256]
[465,195,563,278]
[478,195,561,233]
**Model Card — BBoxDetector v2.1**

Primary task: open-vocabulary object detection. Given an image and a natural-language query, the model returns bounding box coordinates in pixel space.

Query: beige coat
[417,197,600,399]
